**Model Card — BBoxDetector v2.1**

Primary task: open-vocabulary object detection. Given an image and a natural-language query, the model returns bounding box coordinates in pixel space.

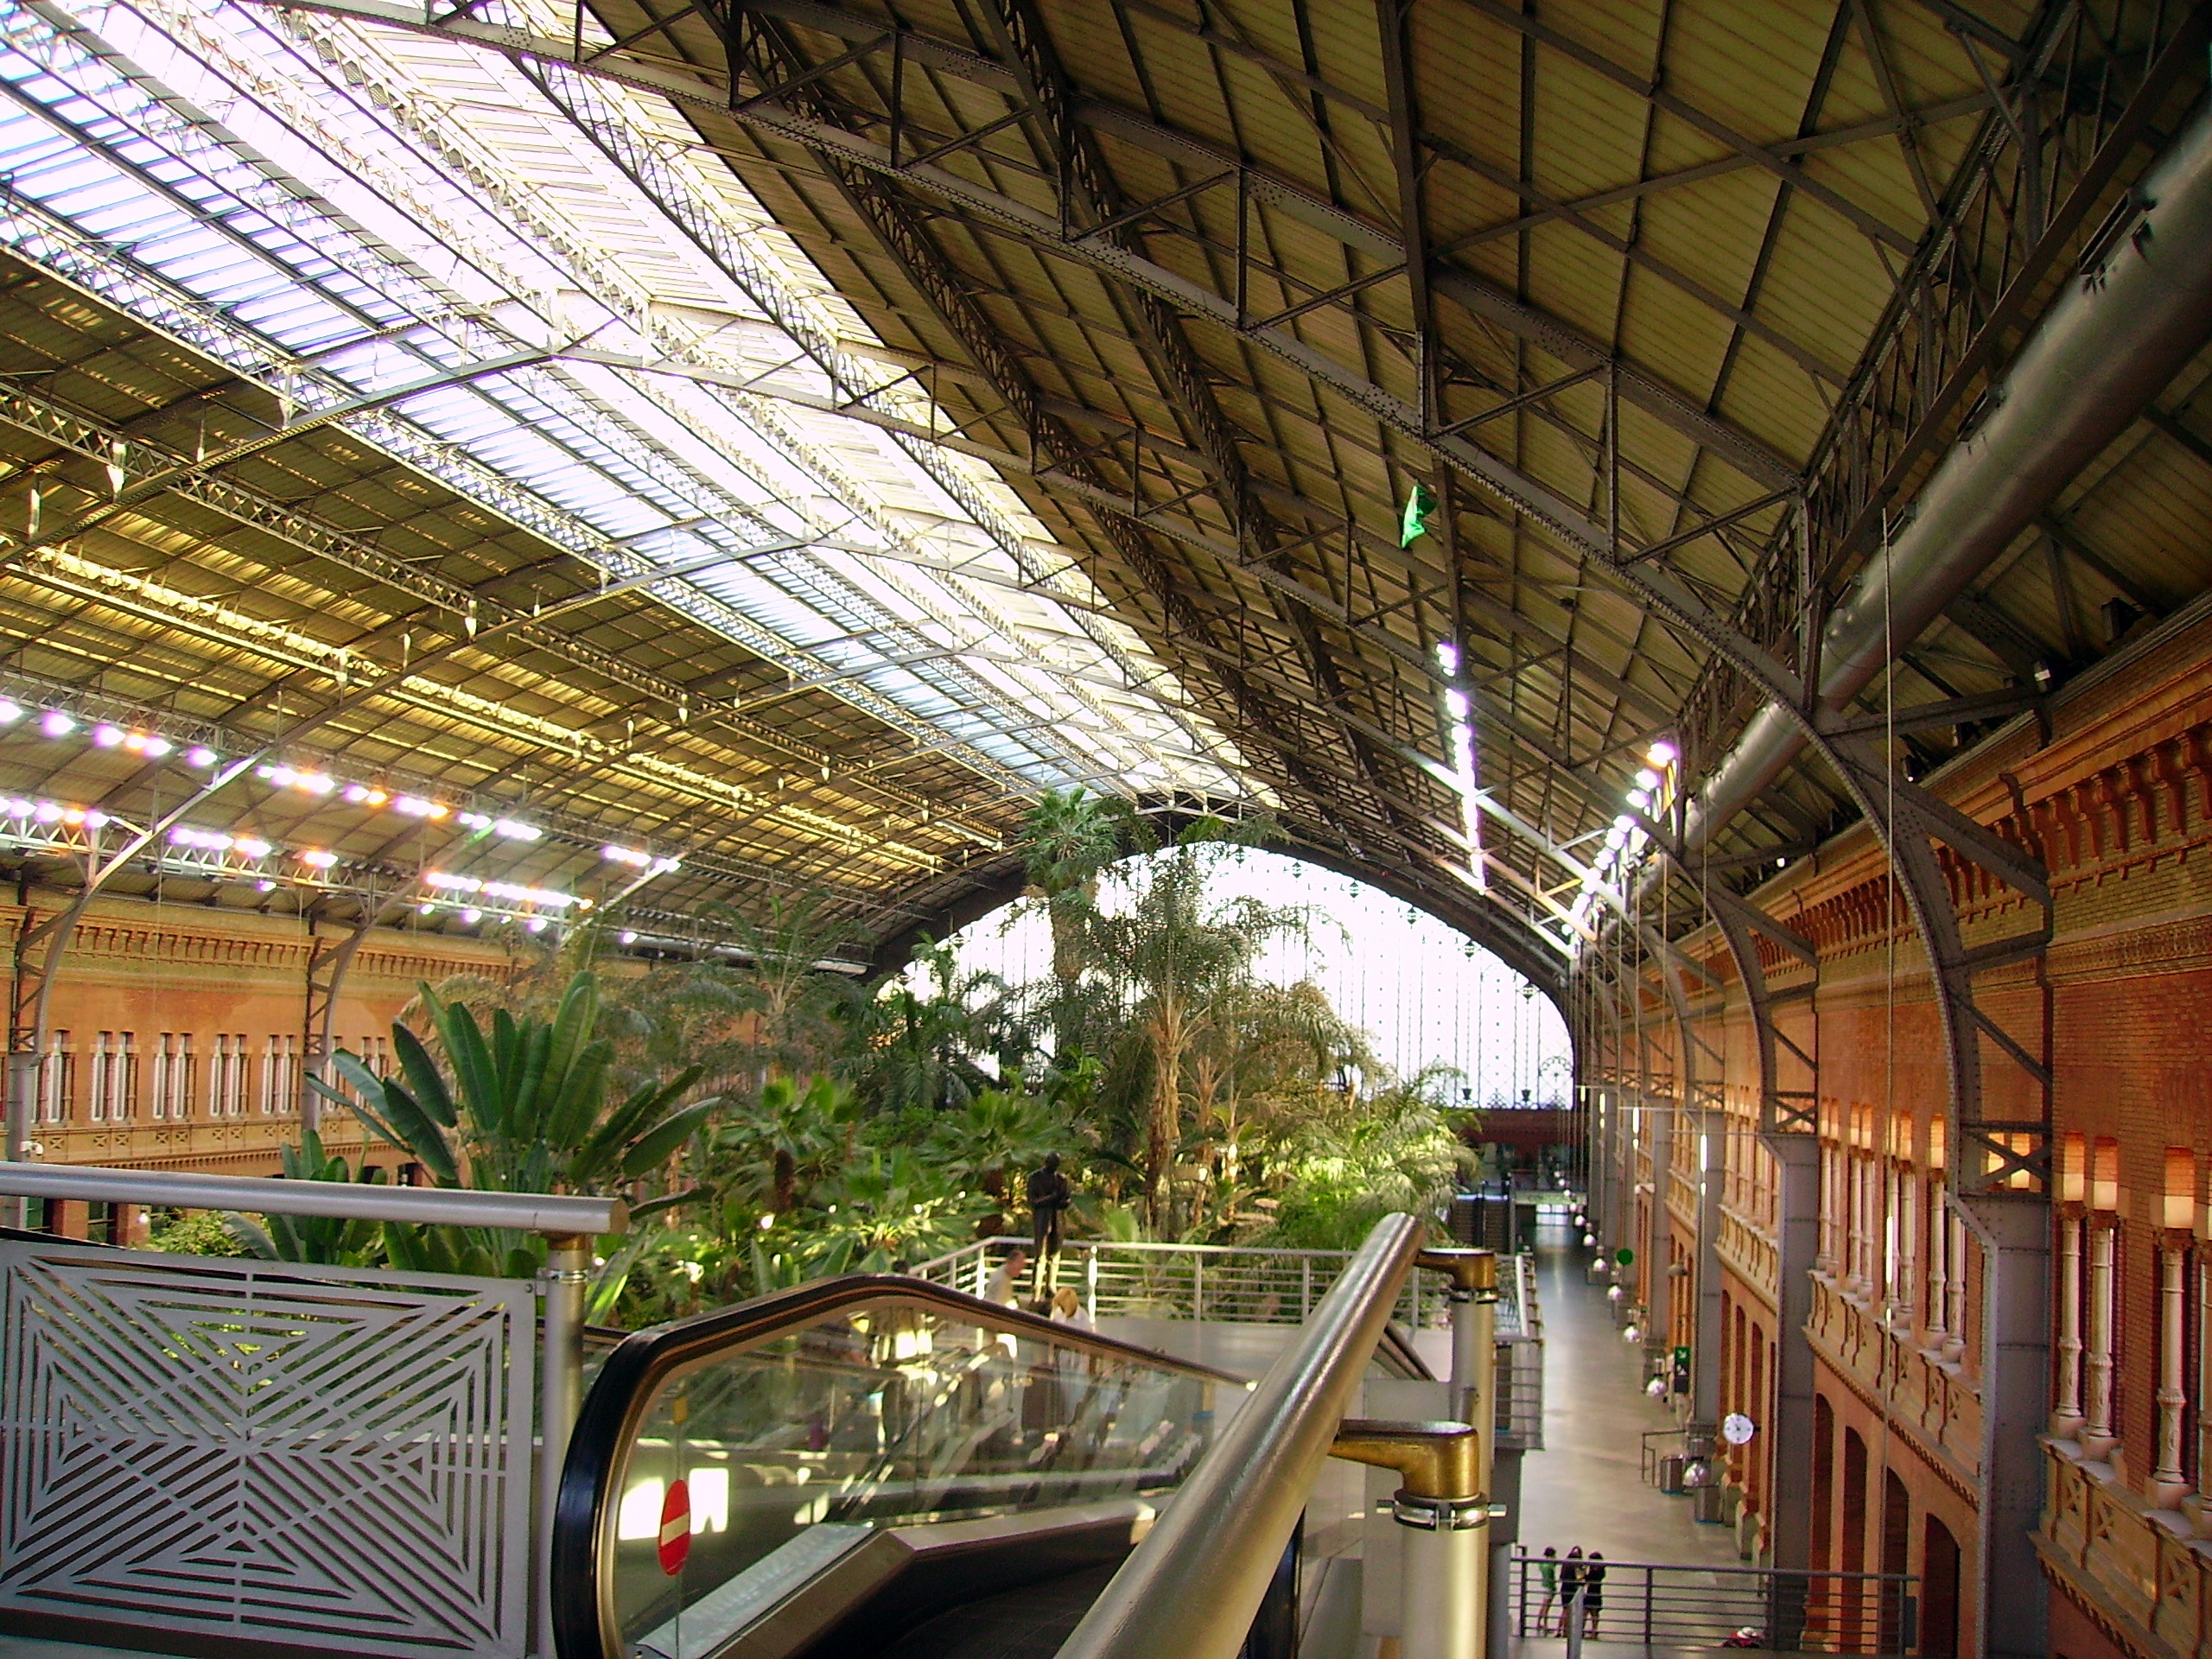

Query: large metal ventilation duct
[1686,93,2212,849]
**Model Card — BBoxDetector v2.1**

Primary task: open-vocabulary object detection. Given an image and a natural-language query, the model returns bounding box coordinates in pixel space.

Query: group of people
[1533,1546,1606,1637]
[982,1246,1095,1328]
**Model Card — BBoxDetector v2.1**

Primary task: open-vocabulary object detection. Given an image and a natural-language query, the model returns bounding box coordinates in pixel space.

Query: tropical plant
[807,1146,978,1271]
[848,941,1017,1116]
[1017,785,1151,984]
[144,1207,251,1259]
[599,954,760,1097]
[1078,842,1317,1226]
[709,893,864,1084]
[221,1131,385,1266]
[315,971,718,1277]
[1262,1071,1475,1249]
[710,1072,863,1222]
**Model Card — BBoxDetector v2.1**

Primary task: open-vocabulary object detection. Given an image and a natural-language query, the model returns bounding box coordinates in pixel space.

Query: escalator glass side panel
[554,1274,1240,1659]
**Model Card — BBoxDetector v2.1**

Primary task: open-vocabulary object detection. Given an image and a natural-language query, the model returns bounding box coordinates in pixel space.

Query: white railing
[909,1235,1461,1329]
[911,1235,1549,1450]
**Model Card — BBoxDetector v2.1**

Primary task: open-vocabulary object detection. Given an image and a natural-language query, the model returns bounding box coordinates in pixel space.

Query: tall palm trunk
[1144,995,1187,1229]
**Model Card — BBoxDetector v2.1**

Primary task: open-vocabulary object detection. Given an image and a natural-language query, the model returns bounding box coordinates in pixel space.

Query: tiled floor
[1516,1236,1751,1572]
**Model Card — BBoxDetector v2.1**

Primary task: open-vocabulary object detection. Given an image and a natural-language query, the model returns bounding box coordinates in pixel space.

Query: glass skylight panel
[0,0,1249,803]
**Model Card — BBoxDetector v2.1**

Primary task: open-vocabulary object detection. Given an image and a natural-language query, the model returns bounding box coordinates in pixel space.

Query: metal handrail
[1053,1213,1425,1659]
[0,1159,627,1235]
[912,1232,1452,1327]
[1510,1549,1918,1653]
[912,1235,1366,1268]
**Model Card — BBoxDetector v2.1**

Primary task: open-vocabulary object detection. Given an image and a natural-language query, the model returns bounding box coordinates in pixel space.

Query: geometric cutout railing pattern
[0,1239,533,1657]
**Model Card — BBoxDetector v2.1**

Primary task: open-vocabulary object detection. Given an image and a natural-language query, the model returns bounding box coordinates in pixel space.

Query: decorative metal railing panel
[0,1239,534,1657]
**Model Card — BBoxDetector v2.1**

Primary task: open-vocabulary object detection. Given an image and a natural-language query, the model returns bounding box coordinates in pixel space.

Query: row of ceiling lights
[0,698,695,875]
[1433,641,1487,892]
[1566,739,1681,935]
[0,791,691,931]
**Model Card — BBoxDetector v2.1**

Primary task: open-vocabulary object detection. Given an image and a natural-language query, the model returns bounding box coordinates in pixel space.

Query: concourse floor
[1515,1235,1749,1574]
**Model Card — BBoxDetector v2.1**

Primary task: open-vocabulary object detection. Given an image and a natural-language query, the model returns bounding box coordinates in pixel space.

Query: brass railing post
[1333,1420,1487,1659]
[1416,1247,1497,1452]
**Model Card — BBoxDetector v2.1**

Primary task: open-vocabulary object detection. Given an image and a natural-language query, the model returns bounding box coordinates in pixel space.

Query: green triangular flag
[1399,482,1437,548]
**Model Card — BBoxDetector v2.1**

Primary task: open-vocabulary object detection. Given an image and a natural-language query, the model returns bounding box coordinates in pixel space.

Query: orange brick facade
[3,899,520,1238]
[1588,603,2212,1659]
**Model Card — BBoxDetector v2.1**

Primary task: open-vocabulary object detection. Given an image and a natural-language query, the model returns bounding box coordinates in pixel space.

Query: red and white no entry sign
[658,1478,691,1576]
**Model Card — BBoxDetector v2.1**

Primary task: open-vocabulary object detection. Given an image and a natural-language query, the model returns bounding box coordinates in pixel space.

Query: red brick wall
[1618,607,2212,1648]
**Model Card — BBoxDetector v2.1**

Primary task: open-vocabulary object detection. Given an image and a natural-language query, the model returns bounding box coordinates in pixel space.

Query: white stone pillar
[1851,1151,1869,1294]
[1943,1209,1967,1362]
[2050,1212,2085,1436]
[1925,1183,1949,1351]
[2082,1220,2119,1462]
[2154,1242,2190,1506]
[1893,1169,1917,1335]
[1817,1145,1838,1275]
[2197,1253,2212,1524]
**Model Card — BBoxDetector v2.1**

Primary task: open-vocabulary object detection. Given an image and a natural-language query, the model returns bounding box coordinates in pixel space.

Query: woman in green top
[1535,1545,1559,1635]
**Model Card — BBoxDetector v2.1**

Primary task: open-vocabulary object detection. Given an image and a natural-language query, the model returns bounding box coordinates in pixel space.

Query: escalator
[550,1272,1428,1659]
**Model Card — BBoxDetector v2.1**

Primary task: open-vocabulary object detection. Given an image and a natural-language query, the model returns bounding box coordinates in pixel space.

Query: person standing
[1535,1545,1559,1635]
[1583,1551,1607,1638]
[984,1248,1029,1307]
[1027,1153,1072,1296]
[1556,1547,1584,1637]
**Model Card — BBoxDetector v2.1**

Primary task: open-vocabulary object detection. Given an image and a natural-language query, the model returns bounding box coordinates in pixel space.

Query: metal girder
[1444,91,1994,255]
[868,372,1685,736]
[941,0,1429,841]
[1678,0,2210,772]
[690,1,1575,972]
[301,904,386,1129]
[1827,737,2055,1194]
[254,0,1800,523]
[722,0,1802,490]
[0,346,562,564]
[0,381,1016,839]
[0,65,1130,810]
[1458,0,1921,255]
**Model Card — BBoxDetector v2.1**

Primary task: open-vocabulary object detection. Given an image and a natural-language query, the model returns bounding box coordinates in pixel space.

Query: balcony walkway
[1517,1234,1746,1572]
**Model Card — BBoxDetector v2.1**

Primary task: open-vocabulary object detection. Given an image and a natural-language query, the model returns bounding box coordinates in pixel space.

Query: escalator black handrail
[550,1270,1243,1659]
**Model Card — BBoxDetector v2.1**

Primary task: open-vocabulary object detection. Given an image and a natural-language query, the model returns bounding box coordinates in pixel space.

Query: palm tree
[1182,978,1370,1221]
[1017,785,1149,985]
[712,1072,865,1219]
[712,893,864,1085]
[1081,844,1315,1228]
[849,940,1014,1116]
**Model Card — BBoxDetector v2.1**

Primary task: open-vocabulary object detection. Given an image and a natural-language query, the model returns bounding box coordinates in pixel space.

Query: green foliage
[223,1132,386,1265]
[143,1208,250,1258]
[1259,1073,1475,1249]
[307,969,716,1278]
[842,942,1016,1115]
[1071,842,1325,1226]
[220,834,1496,1325]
